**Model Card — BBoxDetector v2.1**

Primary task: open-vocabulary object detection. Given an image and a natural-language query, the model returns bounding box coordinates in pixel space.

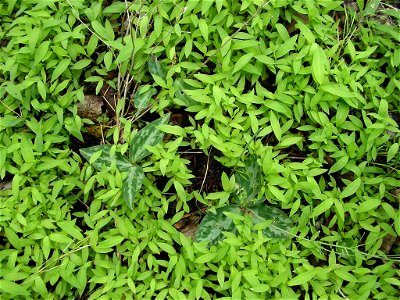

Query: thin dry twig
[200,148,212,193]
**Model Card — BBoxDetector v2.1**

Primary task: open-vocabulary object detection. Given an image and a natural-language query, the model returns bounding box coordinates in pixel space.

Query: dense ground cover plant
[0,0,399,299]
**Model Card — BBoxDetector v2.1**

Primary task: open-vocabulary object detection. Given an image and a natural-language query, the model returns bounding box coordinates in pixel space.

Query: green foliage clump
[1,0,399,299]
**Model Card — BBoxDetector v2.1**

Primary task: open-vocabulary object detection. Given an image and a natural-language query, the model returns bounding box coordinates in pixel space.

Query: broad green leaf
[340,178,361,199]
[233,155,262,205]
[5,83,22,100]
[80,145,133,171]
[387,143,398,162]
[321,84,352,98]
[232,53,254,74]
[277,135,303,148]
[329,156,349,173]
[311,198,334,218]
[195,205,242,245]
[198,19,209,41]
[51,59,70,82]
[122,166,144,210]
[296,21,315,44]
[248,203,293,239]
[134,86,157,116]
[91,20,113,41]
[357,198,380,213]
[311,43,327,85]
[129,114,170,163]
[270,111,281,141]
[148,57,166,79]
[0,280,29,296]
[287,269,317,286]
[97,236,124,248]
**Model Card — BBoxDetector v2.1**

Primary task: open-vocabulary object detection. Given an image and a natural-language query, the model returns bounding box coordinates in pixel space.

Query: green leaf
[80,145,133,171]
[195,205,242,245]
[311,43,327,85]
[248,203,293,239]
[340,178,361,199]
[287,269,317,286]
[233,155,262,205]
[0,280,29,296]
[311,198,334,218]
[51,59,70,82]
[148,57,166,79]
[122,166,144,210]
[329,156,349,173]
[97,236,124,248]
[198,19,209,41]
[134,86,156,116]
[277,135,303,148]
[321,84,352,98]
[387,143,399,162]
[129,114,170,163]
[5,83,22,100]
[232,53,254,74]
[91,20,113,41]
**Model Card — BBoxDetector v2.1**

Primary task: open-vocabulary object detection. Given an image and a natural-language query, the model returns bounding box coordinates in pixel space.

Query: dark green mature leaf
[134,86,157,116]
[129,113,170,163]
[122,165,144,210]
[80,145,133,171]
[248,203,293,239]
[233,155,262,205]
[195,205,243,245]
[148,57,166,79]
[174,79,196,107]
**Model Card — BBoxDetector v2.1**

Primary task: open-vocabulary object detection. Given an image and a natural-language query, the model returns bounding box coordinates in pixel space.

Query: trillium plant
[80,113,170,210]
[196,155,293,245]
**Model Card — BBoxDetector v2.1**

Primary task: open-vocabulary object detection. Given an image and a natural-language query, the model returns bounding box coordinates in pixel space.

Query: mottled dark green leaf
[248,203,293,239]
[148,57,166,79]
[233,155,262,205]
[122,165,144,210]
[129,113,170,163]
[134,86,157,116]
[80,145,132,171]
[195,205,243,245]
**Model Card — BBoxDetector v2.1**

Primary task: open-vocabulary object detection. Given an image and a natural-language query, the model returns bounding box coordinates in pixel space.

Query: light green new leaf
[232,53,254,74]
[51,59,70,82]
[195,205,243,245]
[340,178,361,199]
[198,19,209,41]
[0,280,29,296]
[311,44,327,85]
[387,143,398,162]
[148,57,166,79]
[134,86,157,116]
[321,84,352,98]
[248,203,293,239]
[129,114,170,163]
[80,145,133,171]
[5,83,22,100]
[122,165,144,210]
[287,269,317,286]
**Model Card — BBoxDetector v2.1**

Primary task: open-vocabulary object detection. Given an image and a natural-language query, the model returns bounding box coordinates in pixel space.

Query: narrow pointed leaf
[195,205,242,245]
[122,165,145,210]
[80,145,132,171]
[129,113,170,163]
[248,203,293,239]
